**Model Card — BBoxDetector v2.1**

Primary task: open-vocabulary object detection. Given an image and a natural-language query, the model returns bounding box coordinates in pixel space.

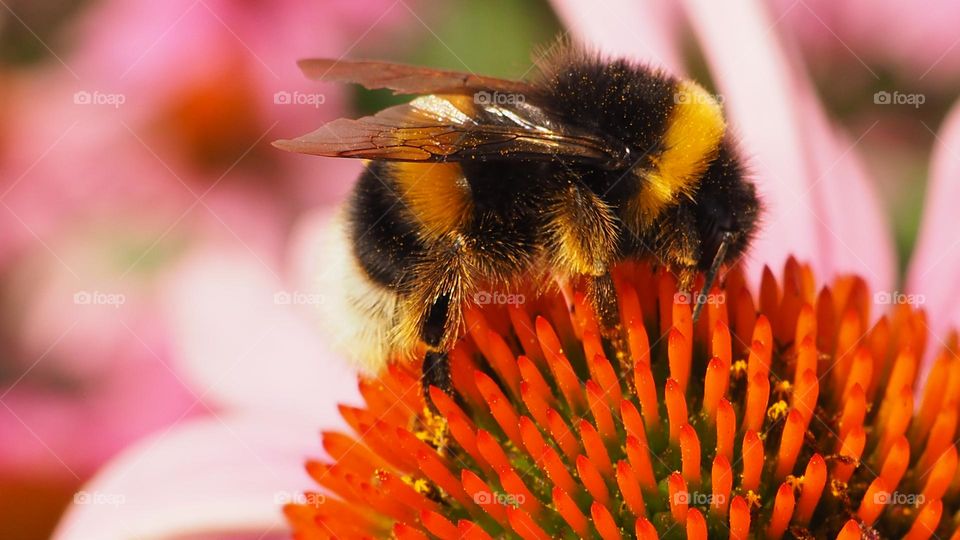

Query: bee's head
[691,143,761,271]
[681,141,760,321]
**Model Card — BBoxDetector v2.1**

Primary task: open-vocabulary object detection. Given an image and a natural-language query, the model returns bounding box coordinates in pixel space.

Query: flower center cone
[286,258,960,540]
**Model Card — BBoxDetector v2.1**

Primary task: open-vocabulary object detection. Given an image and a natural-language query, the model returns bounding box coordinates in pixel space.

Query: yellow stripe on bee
[637,80,726,226]
[392,162,472,242]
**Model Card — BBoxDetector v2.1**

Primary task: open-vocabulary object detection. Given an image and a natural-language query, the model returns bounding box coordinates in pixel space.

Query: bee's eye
[695,204,738,269]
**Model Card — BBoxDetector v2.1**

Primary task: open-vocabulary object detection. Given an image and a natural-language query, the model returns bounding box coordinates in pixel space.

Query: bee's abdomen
[347,161,426,290]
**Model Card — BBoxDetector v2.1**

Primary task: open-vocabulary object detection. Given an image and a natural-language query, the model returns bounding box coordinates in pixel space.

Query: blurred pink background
[2,0,960,538]
[1,0,406,536]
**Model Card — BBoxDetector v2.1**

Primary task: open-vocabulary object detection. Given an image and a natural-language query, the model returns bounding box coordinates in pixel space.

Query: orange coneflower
[286,259,960,539]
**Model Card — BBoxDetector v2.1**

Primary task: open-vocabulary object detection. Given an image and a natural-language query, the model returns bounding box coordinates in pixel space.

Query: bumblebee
[275,45,760,397]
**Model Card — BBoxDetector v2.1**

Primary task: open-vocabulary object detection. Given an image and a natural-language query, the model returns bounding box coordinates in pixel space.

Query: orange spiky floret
[286,260,960,539]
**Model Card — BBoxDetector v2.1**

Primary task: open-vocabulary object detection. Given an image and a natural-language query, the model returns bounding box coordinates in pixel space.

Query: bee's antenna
[692,231,735,322]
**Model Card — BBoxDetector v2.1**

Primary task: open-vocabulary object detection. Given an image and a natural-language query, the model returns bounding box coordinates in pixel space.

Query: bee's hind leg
[419,292,454,411]
[415,293,458,455]
[421,350,452,405]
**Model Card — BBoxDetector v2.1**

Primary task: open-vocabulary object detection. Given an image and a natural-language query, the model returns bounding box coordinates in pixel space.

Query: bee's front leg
[586,271,621,336]
[584,271,634,373]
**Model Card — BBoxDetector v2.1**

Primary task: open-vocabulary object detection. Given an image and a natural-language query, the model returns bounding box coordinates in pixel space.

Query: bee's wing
[296,58,537,96]
[273,94,625,166]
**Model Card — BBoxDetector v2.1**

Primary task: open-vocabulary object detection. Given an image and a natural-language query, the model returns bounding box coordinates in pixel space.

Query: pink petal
[288,210,339,315]
[679,0,815,275]
[680,0,892,290]
[161,246,360,421]
[53,413,338,540]
[0,356,197,477]
[908,101,960,338]
[549,0,684,74]
[793,82,895,292]
[771,0,960,82]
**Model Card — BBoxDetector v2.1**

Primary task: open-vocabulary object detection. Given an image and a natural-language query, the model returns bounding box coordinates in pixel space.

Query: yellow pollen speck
[413,478,431,495]
[401,474,436,498]
[830,479,848,498]
[786,475,803,490]
[417,407,450,452]
[767,400,790,421]
[731,359,747,377]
